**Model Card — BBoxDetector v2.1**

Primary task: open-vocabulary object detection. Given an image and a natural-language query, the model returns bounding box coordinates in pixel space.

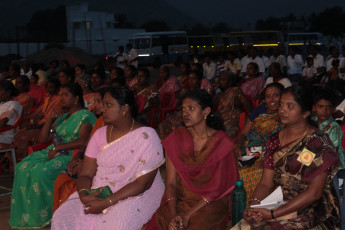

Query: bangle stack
[250,197,261,203]
[78,188,88,194]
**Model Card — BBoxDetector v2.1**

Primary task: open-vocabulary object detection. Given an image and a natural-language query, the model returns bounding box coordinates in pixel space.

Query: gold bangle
[78,188,88,194]
[166,197,177,203]
[107,197,114,206]
[202,197,210,204]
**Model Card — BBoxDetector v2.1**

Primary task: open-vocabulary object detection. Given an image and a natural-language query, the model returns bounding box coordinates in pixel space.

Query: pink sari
[52,126,165,230]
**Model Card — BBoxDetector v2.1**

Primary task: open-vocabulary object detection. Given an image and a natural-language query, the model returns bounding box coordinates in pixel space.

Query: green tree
[27,5,66,42]
[255,17,281,30]
[114,14,133,28]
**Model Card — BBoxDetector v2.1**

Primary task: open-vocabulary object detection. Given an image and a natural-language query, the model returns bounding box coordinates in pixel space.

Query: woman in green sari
[9,83,96,229]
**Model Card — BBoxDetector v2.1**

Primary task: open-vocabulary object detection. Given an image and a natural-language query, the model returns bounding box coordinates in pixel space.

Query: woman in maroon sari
[147,89,239,230]
[239,86,340,229]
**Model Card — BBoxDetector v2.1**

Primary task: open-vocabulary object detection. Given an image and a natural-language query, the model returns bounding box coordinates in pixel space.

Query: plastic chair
[0,112,25,171]
[333,169,345,230]
[149,93,177,128]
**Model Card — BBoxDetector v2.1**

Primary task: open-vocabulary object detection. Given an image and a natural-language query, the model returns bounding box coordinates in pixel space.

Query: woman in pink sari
[52,86,165,230]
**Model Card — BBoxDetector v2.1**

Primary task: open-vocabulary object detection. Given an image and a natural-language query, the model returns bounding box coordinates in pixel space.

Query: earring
[75,101,77,105]
[204,115,207,120]
[122,111,126,116]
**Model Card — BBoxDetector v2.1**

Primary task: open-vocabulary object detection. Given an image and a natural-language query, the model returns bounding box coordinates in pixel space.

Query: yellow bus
[188,34,240,56]
[229,30,285,53]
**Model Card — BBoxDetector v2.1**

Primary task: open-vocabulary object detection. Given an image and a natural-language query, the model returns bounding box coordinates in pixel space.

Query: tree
[187,23,209,35]
[308,6,345,37]
[114,14,133,28]
[27,5,66,42]
[211,22,231,33]
[255,17,281,30]
[140,20,169,32]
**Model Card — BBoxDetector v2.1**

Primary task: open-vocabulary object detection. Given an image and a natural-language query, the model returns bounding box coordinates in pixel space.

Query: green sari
[9,109,96,229]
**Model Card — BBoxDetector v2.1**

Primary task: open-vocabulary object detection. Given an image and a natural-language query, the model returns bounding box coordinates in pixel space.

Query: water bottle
[232,180,247,226]
[50,129,69,155]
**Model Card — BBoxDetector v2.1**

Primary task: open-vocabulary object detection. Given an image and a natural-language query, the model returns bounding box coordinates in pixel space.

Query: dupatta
[162,126,239,201]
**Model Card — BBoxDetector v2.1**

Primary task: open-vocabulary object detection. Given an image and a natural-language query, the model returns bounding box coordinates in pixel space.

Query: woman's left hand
[168,215,189,230]
[48,148,58,159]
[84,199,108,214]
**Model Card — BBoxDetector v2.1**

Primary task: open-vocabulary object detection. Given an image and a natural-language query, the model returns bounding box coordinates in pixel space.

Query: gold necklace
[109,118,135,142]
[282,126,309,146]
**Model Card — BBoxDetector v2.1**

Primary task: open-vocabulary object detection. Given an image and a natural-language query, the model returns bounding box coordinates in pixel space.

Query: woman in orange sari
[147,89,239,230]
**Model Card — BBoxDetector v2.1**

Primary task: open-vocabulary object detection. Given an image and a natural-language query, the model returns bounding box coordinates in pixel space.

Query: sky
[166,0,345,30]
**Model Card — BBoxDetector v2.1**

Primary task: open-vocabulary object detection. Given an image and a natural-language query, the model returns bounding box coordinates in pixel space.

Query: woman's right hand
[243,208,262,225]
[67,158,83,176]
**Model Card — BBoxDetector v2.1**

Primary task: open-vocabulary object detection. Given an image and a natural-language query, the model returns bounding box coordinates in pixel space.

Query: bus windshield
[131,38,151,49]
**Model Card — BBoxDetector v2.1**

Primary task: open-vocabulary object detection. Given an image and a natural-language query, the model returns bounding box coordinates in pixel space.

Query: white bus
[128,31,189,66]
[287,32,329,55]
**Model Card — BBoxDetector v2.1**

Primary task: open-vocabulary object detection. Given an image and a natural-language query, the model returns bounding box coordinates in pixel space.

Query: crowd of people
[0,43,344,229]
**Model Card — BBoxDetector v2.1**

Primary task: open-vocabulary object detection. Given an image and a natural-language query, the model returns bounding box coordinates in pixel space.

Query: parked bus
[229,30,285,53]
[128,31,189,66]
[287,32,328,55]
[188,34,240,57]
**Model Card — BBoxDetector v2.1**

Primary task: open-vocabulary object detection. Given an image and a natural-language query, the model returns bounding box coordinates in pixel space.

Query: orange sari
[52,116,104,213]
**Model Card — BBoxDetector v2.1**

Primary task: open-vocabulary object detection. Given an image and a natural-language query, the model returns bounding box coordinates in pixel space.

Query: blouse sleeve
[263,133,280,170]
[85,127,106,159]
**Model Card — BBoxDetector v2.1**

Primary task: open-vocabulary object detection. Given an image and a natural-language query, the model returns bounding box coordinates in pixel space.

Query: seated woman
[133,68,159,123]
[9,83,97,229]
[14,75,35,115]
[157,65,181,96]
[234,83,284,202]
[264,62,292,88]
[52,86,165,230]
[177,62,191,87]
[13,78,62,158]
[83,69,107,112]
[239,86,340,229]
[158,70,212,140]
[124,64,138,89]
[0,80,23,146]
[52,88,107,213]
[214,71,252,137]
[240,62,265,100]
[146,89,239,230]
[58,68,75,87]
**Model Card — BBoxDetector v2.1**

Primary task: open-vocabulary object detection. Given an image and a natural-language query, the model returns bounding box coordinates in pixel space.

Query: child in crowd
[302,57,317,83]
[312,88,345,168]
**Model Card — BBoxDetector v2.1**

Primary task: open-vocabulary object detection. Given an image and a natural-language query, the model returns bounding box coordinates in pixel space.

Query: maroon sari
[146,126,239,229]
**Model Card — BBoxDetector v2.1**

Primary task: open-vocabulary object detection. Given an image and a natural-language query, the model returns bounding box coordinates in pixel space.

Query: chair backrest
[0,111,25,134]
[333,169,345,230]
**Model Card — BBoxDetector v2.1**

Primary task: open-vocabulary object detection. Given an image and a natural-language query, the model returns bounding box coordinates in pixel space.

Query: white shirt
[269,55,287,70]
[287,54,304,75]
[241,56,265,73]
[128,48,138,68]
[114,52,129,70]
[0,101,23,144]
[302,66,317,79]
[203,62,217,80]
[326,57,345,72]
[265,77,292,88]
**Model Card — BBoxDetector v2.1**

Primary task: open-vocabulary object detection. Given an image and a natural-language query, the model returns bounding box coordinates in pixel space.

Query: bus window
[133,38,151,49]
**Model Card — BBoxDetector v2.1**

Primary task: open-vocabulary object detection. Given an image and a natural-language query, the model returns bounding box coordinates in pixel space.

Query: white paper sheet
[250,186,284,210]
